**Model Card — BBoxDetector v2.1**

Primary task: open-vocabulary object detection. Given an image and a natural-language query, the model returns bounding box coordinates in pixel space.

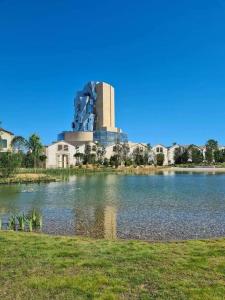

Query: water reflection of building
[75,205,117,239]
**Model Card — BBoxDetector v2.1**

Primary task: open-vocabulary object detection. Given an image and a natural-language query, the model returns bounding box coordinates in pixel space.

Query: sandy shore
[172,167,225,173]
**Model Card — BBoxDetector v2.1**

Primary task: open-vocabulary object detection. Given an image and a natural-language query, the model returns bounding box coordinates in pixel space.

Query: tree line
[0,134,45,177]
[1,129,225,178]
[174,140,225,165]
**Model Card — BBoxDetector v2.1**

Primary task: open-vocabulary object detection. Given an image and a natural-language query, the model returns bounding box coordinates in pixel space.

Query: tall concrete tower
[95,82,116,132]
[58,81,128,146]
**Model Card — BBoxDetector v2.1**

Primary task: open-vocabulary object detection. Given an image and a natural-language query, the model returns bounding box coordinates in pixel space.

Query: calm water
[1,172,225,241]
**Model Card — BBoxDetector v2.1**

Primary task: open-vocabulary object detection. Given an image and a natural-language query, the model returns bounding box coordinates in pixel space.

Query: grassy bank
[0,166,167,185]
[0,173,57,184]
[1,232,225,299]
[19,165,168,176]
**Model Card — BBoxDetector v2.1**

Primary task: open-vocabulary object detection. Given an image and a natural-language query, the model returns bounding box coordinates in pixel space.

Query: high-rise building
[58,81,128,146]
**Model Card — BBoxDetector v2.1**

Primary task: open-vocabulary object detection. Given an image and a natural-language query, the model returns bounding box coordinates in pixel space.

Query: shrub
[156,153,164,166]
[0,152,22,177]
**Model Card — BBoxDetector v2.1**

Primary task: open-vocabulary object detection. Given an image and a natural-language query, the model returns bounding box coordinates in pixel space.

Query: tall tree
[0,152,22,177]
[174,147,189,164]
[214,149,225,163]
[205,139,218,164]
[11,136,27,152]
[156,153,164,166]
[133,146,145,165]
[0,122,3,151]
[11,134,43,168]
[188,145,203,164]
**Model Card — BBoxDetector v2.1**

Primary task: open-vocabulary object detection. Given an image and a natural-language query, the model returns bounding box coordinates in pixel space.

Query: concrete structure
[0,128,14,152]
[58,131,93,146]
[95,82,116,131]
[45,140,98,168]
[58,81,128,146]
[45,141,76,168]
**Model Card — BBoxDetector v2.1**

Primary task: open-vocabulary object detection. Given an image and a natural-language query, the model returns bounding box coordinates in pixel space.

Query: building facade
[58,81,128,146]
[45,141,76,168]
[0,128,14,152]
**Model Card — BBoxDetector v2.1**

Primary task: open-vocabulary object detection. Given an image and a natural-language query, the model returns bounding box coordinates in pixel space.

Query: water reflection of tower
[75,204,117,239]
[74,175,118,239]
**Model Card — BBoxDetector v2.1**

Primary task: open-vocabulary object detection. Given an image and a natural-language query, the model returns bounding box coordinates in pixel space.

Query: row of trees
[73,143,165,167]
[174,140,225,165]
[0,133,45,177]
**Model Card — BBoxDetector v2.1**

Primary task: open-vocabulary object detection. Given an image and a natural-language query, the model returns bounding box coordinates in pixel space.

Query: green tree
[0,152,22,177]
[110,155,121,168]
[103,158,109,167]
[122,143,130,163]
[133,146,148,165]
[74,153,84,165]
[11,136,27,152]
[96,143,106,164]
[189,146,203,164]
[0,128,2,151]
[83,144,96,164]
[205,139,218,164]
[174,147,189,164]
[11,134,43,168]
[214,149,225,163]
[156,153,164,166]
[112,143,123,166]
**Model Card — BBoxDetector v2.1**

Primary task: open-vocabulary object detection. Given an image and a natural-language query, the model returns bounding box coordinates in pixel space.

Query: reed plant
[28,209,42,229]
[4,210,42,232]
[17,214,26,231]
[8,215,17,231]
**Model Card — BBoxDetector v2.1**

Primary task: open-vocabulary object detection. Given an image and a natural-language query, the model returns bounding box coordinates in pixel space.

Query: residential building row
[1,127,225,168]
[44,140,225,168]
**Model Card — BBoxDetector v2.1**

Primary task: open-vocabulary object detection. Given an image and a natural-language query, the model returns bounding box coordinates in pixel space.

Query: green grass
[1,232,225,299]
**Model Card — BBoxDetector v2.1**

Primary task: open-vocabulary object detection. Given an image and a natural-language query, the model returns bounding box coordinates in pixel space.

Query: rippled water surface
[1,172,225,241]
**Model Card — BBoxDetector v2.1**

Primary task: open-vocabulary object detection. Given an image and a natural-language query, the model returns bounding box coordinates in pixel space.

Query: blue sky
[0,0,225,146]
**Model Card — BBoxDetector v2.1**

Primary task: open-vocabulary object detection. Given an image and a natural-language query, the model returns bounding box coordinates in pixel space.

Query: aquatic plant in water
[29,209,42,229]
[17,214,26,231]
[8,215,17,231]
[5,210,42,232]
[26,217,33,232]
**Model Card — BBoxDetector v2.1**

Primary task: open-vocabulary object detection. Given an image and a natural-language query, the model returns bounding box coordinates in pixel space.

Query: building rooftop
[0,128,14,136]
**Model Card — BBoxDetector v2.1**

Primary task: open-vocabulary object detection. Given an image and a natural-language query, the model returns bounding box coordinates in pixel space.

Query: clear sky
[0,0,225,146]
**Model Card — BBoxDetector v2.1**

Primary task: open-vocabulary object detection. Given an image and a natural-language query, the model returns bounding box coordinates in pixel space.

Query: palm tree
[11,134,43,168]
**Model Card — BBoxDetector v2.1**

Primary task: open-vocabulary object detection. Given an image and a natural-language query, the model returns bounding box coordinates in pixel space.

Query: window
[58,145,63,151]
[64,145,69,151]
[156,147,163,153]
[0,139,7,148]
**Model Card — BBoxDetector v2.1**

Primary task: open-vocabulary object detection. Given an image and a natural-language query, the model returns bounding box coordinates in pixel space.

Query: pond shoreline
[0,173,58,185]
[1,166,225,184]
[172,166,225,172]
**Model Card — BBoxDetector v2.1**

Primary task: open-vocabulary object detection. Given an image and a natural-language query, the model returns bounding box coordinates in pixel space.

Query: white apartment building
[0,128,14,152]
[44,140,225,169]
[45,141,76,168]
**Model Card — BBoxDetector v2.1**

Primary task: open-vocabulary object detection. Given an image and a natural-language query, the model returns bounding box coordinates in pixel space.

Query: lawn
[0,232,225,299]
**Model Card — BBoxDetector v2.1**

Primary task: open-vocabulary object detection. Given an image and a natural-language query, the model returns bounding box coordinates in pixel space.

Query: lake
[1,172,225,241]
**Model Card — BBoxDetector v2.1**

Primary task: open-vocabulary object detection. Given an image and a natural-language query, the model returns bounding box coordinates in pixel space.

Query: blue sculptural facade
[72,81,98,132]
